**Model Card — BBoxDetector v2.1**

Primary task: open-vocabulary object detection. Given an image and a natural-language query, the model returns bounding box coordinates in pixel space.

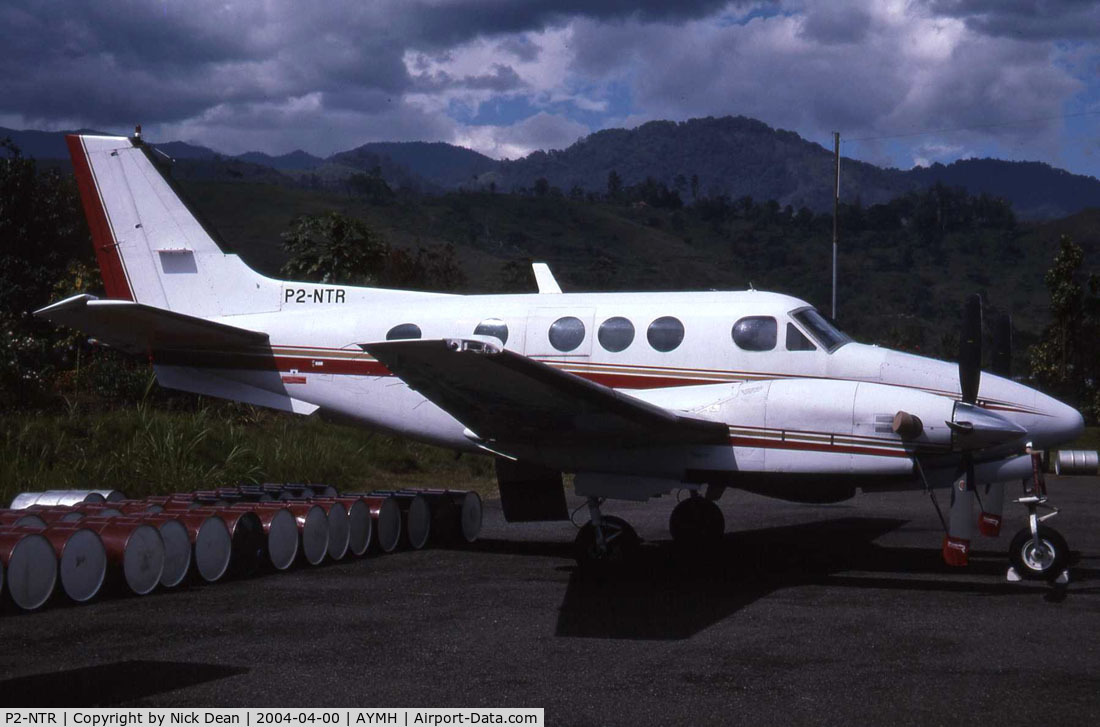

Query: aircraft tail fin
[67,133,285,318]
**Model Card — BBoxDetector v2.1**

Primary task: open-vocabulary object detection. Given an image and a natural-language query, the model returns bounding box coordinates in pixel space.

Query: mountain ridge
[4,117,1098,219]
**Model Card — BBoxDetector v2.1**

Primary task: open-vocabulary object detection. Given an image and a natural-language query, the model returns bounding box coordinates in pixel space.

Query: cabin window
[386,323,422,340]
[790,307,851,353]
[598,317,635,352]
[786,323,817,351]
[647,316,684,352]
[548,316,585,352]
[732,316,777,351]
[474,318,509,345]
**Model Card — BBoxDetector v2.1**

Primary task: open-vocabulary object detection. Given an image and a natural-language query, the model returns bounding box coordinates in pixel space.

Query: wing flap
[35,294,268,355]
[363,338,728,448]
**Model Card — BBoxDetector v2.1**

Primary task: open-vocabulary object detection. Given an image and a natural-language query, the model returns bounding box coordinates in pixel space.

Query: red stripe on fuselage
[728,436,915,458]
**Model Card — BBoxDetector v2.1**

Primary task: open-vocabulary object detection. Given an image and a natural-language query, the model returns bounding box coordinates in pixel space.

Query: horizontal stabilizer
[35,294,268,355]
[363,338,728,448]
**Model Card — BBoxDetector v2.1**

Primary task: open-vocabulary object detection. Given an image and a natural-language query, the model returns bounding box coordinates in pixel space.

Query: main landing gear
[1006,451,1070,584]
[669,490,725,549]
[573,497,639,569]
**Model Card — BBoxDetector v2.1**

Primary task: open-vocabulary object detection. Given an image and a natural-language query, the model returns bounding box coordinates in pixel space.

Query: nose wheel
[1006,451,1071,584]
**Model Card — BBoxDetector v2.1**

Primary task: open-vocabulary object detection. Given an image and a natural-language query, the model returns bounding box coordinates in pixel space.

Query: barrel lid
[58,528,106,603]
[122,524,164,596]
[7,533,57,610]
[266,508,299,571]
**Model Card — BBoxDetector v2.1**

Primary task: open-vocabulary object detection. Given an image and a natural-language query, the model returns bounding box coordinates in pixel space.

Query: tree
[280,212,388,285]
[606,170,622,201]
[1029,235,1100,422]
[534,177,550,197]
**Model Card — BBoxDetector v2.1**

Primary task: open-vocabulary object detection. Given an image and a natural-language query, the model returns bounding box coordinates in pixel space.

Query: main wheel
[669,496,725,549]
[574,515,640,568]
[1008,525,1069,581]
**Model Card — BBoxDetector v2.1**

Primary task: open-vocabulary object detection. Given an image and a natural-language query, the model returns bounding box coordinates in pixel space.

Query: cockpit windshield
[790,308,852,353]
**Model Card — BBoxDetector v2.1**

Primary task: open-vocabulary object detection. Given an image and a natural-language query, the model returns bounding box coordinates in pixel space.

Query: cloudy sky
[2,0,1098,176]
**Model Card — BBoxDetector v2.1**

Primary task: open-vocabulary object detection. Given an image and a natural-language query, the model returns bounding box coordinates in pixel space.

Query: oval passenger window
[731,317,777,351]
[647,316,684,352]
[548,316,585,352]
[386,323,422,340]
[473,318,509,345]
[598,317,635,352]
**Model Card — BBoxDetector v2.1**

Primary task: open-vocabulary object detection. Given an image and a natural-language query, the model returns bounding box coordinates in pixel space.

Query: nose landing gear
[1006,450,1070,584]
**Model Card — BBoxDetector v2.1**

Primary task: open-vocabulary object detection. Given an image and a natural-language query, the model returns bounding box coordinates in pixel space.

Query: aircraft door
[524,307,596,359]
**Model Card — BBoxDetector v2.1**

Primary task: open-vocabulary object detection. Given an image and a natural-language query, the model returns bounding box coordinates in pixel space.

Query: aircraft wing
[363,338,729,448]
[35,294,269,354]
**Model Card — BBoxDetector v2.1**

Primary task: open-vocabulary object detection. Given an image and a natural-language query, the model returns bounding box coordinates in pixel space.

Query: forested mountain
[5,115,1100,219]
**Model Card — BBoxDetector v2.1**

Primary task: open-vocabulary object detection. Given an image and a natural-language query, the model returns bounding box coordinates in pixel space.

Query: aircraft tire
[669,496,725,549]
[574,515,639,570]
[1008,525,1069,581]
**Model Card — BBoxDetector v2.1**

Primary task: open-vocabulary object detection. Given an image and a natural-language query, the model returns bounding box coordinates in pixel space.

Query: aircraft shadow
[0,660,249,706]
[552,517,1081,640]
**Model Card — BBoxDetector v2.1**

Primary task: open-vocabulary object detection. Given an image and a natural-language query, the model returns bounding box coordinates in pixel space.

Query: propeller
[945,294,982,566]
[958,294,982,404]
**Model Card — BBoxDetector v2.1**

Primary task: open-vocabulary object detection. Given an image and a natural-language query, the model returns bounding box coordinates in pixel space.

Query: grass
[0,402,497,507]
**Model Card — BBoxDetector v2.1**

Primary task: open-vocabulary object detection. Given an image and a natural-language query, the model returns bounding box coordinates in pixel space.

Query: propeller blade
[978,481,1005,537]
[991,313,1012,378]
[944,458,975,567]
[958,294,982,404]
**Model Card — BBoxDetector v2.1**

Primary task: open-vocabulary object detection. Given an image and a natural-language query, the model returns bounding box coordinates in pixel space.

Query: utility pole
[832,131,840,321]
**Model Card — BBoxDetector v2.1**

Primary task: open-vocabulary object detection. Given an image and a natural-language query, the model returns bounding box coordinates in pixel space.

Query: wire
[843,110,1100,144]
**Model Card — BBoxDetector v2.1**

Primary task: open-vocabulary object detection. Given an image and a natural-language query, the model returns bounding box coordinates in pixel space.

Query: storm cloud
[0,0,1095,175]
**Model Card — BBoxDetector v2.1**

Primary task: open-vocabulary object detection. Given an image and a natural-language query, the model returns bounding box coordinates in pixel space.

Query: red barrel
[403,489,483,544]
[225,504,299,571]
[281,502,329,566]
[165,511,232,583]
[111,515,192,588]
[305,499,350,561]
[80,517,165,596]
[365,491,431,550]
[0,530,57,610]
[114,500,165,515]
[0,510,48,529]
[331,497,372,557]
[34,524,107,603]
[26,506,86,523]
[352,495,402,554]
[187,508,264,577]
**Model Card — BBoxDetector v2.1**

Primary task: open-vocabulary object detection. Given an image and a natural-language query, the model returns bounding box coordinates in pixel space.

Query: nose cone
[1032,393,1085,448]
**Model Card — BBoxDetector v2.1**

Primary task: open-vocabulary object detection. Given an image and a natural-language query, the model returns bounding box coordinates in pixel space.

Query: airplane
[36,131,1085,581]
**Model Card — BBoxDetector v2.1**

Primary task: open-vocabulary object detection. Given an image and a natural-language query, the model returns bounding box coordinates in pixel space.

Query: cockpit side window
[790,308,851,353]
[732,316,777,351]
[786,323,817,351]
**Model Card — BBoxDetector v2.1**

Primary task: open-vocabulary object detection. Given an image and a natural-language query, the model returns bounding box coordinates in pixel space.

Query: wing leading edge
[363,338,729,449]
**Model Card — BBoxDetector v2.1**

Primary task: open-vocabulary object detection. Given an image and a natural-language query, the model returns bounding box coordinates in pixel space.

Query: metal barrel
[10,490,124,509]
[111,516,192,588]
[0,511,49,529]
[280,502,329,566]
[304,499,350,561]
[330,497,372,557]
[165,511,232,583]
[1054,449,1099,475]
[359,491,431,550]
[114,500,164,515]
[24,507,86,524]
[369,491,431,549]
[225,504,299,571]
[72,504,125,518]
[285,483,339,498]
[80,518,165,596]
[0,531,57,610]
[394,489,479,544]
[187,508,265,577]
[345,494,402,553]
[34,524,108,603]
